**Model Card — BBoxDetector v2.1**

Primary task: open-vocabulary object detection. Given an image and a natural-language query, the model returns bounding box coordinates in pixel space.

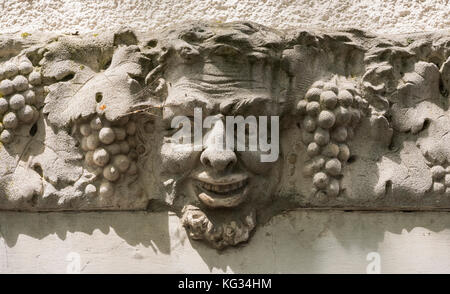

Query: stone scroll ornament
[0,23,449,249]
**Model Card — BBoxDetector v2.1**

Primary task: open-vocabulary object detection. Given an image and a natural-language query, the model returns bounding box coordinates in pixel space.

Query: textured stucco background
[0,0,448,34]
[0,0,449,274]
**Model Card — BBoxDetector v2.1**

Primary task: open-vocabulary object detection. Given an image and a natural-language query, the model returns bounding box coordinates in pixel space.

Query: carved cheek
[238,151,276,175]
[160,142,199,174]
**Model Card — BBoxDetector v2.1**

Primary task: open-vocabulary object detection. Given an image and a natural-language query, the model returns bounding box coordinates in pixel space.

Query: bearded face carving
[147,24,286,248]
[0,22,449,249]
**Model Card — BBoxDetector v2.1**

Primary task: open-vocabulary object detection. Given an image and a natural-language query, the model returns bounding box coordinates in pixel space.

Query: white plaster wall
[0,0,448,34]
[0,0,449,274]
[0,210,449,273]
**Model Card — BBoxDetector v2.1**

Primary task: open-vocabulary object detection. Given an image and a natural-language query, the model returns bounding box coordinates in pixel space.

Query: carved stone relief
[0,22,449,249]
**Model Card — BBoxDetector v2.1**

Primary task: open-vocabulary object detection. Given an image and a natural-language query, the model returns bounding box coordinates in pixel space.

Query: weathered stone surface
[0,22,449,248]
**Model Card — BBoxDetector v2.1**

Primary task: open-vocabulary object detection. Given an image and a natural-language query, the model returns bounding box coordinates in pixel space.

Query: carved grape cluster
[77,114,139,198]
[430,165,450,195]
[0,58,43,144]
[297,79,368,198]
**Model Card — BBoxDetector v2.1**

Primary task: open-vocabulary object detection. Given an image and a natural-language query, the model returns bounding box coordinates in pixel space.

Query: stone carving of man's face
[159,81,283,248]
[149,24,285,248]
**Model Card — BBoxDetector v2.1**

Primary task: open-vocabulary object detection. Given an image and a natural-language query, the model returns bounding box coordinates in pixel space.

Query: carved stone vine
[0,23,449,249]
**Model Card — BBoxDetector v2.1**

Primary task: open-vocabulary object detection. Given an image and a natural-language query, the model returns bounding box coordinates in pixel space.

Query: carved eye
[213,45,241,57]
[164,124,182,136]
[163,116,194,137]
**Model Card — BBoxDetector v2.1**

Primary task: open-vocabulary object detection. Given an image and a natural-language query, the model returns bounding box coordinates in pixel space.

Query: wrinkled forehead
[163,86,281,119]
[159,22,286,119]
[163,56,283,119]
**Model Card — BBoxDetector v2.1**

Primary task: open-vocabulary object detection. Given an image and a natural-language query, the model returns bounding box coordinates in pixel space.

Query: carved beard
[181,204,256,249]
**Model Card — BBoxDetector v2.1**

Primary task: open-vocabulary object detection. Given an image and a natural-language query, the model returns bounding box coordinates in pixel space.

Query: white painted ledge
[0,210,449,273]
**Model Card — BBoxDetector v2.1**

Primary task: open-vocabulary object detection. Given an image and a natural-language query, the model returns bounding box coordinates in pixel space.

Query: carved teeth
[199,179,247,194]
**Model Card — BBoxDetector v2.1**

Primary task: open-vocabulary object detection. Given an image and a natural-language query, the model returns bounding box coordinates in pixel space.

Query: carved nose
[200,147,237,171]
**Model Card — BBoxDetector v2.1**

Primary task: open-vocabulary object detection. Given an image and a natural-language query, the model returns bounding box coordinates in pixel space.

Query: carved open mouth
[192,173,250,208]
[198,179,248,195]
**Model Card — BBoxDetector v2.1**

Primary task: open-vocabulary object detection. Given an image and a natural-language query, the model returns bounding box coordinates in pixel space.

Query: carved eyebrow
[163,100,209,118]
[211,44,242,57]
[212,34,252,51]
[228,96,274,114]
